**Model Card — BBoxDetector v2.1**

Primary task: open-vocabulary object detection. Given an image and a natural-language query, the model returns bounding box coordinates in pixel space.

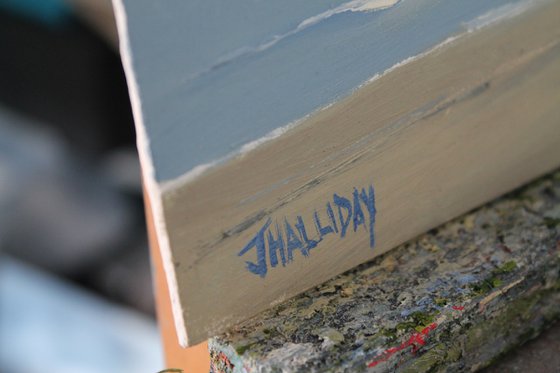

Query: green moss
[470,261,517,296]
[544,217,560,229]
[465,287,551,355]
[494,261,517,274]
[470,279,495,296]
[396,321,416,331]
[446,343,462,362]
[401,343,446,373]
[396,311,437,333]
[380,328,397,340]
[471,276,501,294]
[235,343,255,355]
[491,278,503,287]
[411,311,435,326]
[399,339,463,373]
[434,298,448,307]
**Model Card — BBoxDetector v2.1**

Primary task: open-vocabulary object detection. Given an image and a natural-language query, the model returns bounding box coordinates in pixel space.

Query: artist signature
[238,185,376,277]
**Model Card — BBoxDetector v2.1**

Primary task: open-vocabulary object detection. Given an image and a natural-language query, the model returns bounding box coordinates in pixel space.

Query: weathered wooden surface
[209,170,560,372]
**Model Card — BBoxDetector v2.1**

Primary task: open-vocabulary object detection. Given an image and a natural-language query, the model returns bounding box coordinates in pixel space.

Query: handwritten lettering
[238,185,376,277]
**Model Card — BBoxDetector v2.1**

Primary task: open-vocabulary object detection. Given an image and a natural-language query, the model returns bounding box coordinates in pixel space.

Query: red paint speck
[212,351,234,373]
[498,243,513,254]
[452,305,464,311]
[367,323,438,368]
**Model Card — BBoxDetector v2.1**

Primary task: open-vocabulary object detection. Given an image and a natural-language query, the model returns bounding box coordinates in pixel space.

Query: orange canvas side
[144,187,210,372]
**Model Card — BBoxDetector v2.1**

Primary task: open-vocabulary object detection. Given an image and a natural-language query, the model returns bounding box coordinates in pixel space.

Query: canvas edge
[111,0,190,347]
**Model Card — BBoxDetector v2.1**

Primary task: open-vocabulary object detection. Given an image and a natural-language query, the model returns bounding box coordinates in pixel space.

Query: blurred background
[0,0,164,371]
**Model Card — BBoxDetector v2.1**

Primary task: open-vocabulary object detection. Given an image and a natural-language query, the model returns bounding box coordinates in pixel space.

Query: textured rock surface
[209,171,560,372]
[482,320,560,373]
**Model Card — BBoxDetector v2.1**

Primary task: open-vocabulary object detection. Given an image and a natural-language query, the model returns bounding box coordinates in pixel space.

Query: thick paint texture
[123,0,525,182]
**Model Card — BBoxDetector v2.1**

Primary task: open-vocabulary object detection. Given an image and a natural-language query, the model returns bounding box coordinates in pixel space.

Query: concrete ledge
[209,170,560,372]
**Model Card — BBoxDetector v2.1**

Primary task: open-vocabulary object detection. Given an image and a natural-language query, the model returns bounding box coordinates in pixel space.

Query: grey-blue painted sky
[123,0,519,182]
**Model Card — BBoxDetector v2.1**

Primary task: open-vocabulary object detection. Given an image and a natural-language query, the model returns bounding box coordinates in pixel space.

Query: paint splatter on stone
[210,170,560,373]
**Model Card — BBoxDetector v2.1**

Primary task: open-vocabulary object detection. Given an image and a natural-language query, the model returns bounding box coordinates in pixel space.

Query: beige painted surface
[162,1,560,345]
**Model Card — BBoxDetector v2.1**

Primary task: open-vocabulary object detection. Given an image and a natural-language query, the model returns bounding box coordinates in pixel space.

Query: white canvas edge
[111,0,189,347]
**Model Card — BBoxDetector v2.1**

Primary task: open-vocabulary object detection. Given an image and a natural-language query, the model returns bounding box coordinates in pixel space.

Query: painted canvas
[113,0,560,345]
